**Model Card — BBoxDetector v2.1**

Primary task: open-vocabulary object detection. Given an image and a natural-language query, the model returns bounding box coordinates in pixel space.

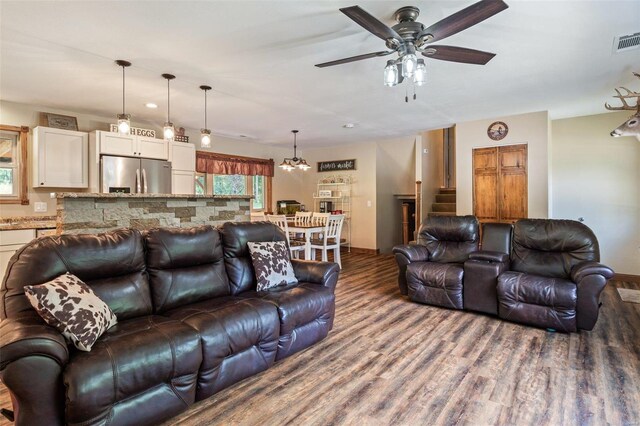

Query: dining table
[286,221,324,260]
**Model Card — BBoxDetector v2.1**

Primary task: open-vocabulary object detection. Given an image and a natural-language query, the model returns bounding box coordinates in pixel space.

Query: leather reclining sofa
[0,222,340,426]
[393,216,614,332]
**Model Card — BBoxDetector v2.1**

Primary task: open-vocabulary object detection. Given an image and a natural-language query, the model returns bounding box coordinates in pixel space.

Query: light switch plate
[34,202,47,212]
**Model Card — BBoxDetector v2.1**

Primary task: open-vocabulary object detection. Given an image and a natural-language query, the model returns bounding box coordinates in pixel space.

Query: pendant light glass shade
[115,60,132,135]
[383,61,399,87]
[200,129,211,148]
[162,73,176,141]
[199,85,212,148]
[414,59,427,86]
[401,53,417,78]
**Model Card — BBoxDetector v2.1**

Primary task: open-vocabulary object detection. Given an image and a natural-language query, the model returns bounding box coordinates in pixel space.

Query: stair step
[439,188,456,194]
[436,193,456,203]
[432,203,456,213]
[429,211,456,217]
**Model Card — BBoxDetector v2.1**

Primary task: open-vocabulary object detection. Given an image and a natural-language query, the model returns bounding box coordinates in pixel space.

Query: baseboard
[613,273,640,283]
[342,246,380,255]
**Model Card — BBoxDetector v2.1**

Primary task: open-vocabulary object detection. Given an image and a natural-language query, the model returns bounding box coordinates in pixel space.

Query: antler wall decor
[605,72,640,141]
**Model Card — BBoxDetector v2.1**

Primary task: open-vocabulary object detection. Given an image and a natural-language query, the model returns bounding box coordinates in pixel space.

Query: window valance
[196,151,274,177]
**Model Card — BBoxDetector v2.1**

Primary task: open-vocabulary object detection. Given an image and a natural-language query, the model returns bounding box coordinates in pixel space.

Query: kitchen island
[56,192,252,234]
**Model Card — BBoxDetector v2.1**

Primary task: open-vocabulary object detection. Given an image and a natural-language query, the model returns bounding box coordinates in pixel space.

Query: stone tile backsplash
[58,196,250,234]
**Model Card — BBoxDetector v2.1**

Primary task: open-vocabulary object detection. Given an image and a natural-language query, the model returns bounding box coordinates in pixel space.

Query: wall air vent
[613,32,640,53]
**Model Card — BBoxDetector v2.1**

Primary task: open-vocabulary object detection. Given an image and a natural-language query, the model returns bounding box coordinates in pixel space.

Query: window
[195,173,206,195]
[0,125,28,205]
[214,174,246,195]
[252,175,264,210]
[200,173,266,211]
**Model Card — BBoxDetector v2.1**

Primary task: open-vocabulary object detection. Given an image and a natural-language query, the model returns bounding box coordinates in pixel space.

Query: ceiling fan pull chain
[405,86,408,103]
[413,81,417,101]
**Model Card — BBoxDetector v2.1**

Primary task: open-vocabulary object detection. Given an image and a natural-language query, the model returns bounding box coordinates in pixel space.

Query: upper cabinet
[95,131,168,160]
[169,141,196,171]
[33,126,88,188]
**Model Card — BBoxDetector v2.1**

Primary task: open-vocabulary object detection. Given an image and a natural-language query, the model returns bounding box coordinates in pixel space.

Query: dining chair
[266,214,305,258]
[250,211,266,222]
[310,212,331,240]
[294,211,312,226]
[310,214,345,268]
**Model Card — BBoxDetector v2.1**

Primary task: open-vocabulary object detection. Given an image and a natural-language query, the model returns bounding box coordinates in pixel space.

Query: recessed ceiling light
[145,102,158,109]
[343,123,355,128]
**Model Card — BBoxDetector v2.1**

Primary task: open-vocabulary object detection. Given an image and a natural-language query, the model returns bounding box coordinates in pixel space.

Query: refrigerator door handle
[136,169,141,193]
[142,168,148,193]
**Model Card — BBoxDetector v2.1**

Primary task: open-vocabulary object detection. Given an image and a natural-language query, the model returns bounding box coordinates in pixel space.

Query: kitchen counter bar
[0,216,57,231]
[56,192,252,200]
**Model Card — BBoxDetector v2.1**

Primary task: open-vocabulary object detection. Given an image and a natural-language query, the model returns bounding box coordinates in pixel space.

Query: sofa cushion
[416,215,479,263]
[1,229,152,320]
[406,262,464,309]
[240,283,335,360]
[145,226,230,313]
[248,241,298,291]
[24,273,117,351]
[497,271,577,332]
[165,297,279,401]
[511,219,599,279]
[219,222,289,295]
[64,315,202,425]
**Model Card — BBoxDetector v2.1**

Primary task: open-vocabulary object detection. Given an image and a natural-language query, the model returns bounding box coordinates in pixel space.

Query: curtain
[196,151,274,177]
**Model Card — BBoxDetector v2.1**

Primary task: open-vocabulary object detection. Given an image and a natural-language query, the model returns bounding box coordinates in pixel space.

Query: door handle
[136,169,141,193]
[142,169,148,193]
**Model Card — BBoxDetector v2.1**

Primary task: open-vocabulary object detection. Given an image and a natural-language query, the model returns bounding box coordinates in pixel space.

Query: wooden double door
[473,144,527,223]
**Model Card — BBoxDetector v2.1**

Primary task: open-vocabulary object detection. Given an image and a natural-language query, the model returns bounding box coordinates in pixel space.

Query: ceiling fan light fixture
[414,59,427,86]
[401,53,418,78]
[115,60,132,135]
[384,61,399,87]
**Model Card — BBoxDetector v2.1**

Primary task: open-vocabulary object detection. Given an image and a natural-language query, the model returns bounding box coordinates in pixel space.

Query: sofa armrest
[468,250,509,263]
[0,311,69,370]
[291,259,340,292]
[571,261,614,283]
[392,244,430,262]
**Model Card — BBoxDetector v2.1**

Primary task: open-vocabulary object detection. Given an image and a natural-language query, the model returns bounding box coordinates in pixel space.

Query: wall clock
[487,121,508,141]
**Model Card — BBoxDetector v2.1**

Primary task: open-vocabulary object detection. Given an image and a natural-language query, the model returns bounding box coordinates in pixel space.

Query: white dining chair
[266,214,305,258]
[310,214,345,268]
[294,211,312,226]
[250,211,266,222]
[310,212,331,239]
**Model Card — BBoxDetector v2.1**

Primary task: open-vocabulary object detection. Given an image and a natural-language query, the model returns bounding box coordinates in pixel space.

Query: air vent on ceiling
[613,32,640,53]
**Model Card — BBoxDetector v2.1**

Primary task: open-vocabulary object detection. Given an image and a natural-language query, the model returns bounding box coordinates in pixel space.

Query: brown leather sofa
[393,217,614,333]
[0,222,339,426]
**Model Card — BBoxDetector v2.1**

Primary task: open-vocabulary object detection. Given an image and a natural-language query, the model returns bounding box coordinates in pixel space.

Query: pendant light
[199,85,212,148]
[279,130,310,171]
[115,60,132,135]
[162,73,176,141]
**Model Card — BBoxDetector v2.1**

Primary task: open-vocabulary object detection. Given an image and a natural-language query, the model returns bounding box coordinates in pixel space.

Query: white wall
[551,111,640,275]
[376,136,416,253]
[0,100,297,217]
[421,129,444,222]
[456,111,550,218]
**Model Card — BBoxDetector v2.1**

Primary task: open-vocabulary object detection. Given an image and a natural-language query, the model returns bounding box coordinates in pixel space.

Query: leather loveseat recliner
[393,217,614,333]
[0,222,340,426]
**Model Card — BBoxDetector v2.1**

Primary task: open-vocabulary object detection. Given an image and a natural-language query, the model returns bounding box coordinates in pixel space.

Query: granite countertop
[55,192,253,199]
[0,215,57,231]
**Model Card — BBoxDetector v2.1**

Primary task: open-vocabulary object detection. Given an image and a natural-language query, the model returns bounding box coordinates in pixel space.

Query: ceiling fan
[316,0,509,95]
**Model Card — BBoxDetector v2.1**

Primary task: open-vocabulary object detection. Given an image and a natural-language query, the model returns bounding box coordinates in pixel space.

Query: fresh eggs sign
[317,159,356,172]
[109,125,156,138]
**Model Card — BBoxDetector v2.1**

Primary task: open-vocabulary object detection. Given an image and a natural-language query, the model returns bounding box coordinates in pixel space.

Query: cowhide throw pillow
[247,241,298,291]
[24,273,117,352]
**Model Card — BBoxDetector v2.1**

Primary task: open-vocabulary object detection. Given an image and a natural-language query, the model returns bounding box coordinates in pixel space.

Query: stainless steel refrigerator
[101,155,171,194]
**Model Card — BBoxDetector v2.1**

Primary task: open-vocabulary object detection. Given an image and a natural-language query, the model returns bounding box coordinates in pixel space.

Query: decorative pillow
[24,273,117,352]
[247,241,298,291]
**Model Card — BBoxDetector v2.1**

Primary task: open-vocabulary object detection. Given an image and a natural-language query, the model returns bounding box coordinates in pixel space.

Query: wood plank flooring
[1,252,638,425]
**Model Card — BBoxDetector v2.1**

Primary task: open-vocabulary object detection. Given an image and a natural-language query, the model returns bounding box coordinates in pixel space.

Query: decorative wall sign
[318,190,333,197]
[487,121,508,141]
[318,159,356,172]
[174,135,189,143]
[109,124,156,138]
[41,113,78,131]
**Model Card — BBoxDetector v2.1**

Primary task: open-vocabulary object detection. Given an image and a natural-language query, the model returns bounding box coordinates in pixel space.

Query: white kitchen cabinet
[172,170,195,195]
[0,229,36,280]
[95,131,168,160]
[33,126,88,188]
[169,141,196,171]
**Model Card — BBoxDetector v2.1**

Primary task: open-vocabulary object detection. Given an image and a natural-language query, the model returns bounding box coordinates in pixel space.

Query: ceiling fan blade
[340,6,402,43]
[423,45,496,64]
[418,0,508,43]
[315,50,395,68]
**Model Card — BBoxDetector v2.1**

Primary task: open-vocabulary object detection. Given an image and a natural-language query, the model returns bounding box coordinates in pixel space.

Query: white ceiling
[1,1,639,146]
